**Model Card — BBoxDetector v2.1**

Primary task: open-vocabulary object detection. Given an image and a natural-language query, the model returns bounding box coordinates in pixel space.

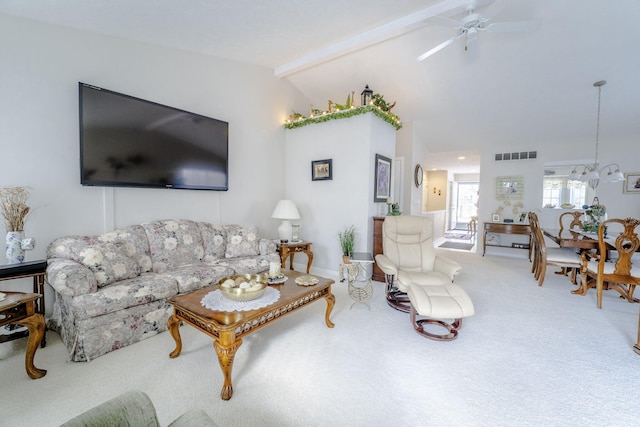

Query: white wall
[284,113,395,273]
[0,14,307,307]
[0,14,307,260]
[477,141,640,254]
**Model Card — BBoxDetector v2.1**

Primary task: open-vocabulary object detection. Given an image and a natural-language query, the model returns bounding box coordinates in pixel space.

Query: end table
[0,260,47,347]
[277,241,313,274]
[0,291,47,379]
[339,252,374,310]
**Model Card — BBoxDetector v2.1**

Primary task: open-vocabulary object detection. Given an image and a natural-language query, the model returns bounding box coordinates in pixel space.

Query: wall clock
[414,164,423,188]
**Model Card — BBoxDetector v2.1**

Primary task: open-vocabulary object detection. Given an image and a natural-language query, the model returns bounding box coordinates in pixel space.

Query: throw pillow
[224,225,260,258]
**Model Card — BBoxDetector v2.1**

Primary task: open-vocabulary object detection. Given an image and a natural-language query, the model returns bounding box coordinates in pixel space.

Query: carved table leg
[214,333,242,400]
[16,313,46,379]
[168,314,182,358]
[324,287,335,328]
[303,249,313,274]
[288,253,295,271]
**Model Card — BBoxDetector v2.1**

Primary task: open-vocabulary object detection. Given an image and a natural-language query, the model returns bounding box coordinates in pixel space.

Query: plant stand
[339,252,374,310]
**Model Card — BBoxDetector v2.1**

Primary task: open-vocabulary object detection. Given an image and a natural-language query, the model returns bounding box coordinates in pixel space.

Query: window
[542,166,589,208]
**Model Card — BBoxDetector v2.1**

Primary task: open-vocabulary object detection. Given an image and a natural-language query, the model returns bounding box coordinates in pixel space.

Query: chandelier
[568,80,624,189]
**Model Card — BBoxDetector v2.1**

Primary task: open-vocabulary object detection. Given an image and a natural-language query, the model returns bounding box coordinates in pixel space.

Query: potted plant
[338,225,355,264]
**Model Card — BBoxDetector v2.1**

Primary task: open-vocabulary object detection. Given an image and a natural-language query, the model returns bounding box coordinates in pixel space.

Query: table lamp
[271,199,300,242]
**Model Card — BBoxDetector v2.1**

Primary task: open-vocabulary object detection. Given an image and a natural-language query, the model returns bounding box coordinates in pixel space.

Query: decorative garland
[284,93,402,130]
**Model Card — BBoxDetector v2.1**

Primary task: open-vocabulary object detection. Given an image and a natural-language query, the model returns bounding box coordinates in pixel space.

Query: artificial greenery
[284,91,402,130]
[338,225,356,257]
[285,105,402,130]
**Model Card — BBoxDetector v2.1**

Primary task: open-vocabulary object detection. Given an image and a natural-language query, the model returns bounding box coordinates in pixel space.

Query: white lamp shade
[271,199,300,220]
[586,170,600,181]
[272,200,300,241]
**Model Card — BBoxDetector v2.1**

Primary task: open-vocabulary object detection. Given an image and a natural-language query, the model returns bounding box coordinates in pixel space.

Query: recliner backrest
[382,216,436,272]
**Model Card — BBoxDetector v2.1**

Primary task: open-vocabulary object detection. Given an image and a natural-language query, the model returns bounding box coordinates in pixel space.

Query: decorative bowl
[218,274,268,301]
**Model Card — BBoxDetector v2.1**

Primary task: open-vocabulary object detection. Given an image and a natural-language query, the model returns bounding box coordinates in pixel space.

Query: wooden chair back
[585,217,640,308]
[559,211,583,235]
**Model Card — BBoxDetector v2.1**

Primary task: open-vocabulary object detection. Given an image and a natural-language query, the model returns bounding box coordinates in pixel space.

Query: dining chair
[579,217,640,309]
[558,211,583,235]
[528,212,582,286]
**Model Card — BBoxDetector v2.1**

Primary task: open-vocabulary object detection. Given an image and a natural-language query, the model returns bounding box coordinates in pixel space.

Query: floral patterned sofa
[46,219,279,362]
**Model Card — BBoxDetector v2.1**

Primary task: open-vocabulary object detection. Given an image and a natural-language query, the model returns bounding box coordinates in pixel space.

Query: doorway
[452,182,479,231]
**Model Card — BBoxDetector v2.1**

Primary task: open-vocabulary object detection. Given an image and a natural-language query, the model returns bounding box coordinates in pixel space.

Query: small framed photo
[311,159,332,181]
[492,213,501,222]
[623,172,640,193]
[518,213,528,223]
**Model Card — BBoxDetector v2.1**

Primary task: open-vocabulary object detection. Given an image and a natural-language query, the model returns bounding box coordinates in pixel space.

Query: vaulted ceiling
[2,0,639,173]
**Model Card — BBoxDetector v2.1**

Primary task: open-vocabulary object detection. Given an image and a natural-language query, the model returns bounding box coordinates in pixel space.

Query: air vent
[494,151,537,161]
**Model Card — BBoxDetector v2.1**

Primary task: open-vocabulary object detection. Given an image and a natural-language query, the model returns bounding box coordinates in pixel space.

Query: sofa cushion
[48,236,141,287]
[69,273,179,320]
[197,222,227,262]
[142,220,205,272]
[224,225,260,258]
[159,263,234,294]
[101,225,153,273]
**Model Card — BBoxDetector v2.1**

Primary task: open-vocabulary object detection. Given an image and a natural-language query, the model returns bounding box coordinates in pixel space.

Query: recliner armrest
[375,254,397,277]
[434,256,462,282]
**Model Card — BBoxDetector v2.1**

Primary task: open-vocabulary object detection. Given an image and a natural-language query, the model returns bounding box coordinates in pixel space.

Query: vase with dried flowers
[1,186,32,264]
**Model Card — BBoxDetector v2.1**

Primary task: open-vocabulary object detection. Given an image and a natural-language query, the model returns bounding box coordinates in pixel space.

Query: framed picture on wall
[374,154,392,202]
[311,159,332,181]
[623,172,640,193]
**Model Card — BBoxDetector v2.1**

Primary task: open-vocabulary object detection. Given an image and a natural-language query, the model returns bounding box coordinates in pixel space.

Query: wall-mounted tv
[79,82,229,191]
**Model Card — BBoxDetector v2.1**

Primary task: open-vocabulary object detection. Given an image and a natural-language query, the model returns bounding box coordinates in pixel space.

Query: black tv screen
[79,83,229,190]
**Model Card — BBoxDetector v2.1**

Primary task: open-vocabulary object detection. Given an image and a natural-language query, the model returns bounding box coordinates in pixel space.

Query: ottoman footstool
[407,283,475,341]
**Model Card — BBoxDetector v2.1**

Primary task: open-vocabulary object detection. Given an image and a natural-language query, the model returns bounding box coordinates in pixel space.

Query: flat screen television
[79,82,229,191]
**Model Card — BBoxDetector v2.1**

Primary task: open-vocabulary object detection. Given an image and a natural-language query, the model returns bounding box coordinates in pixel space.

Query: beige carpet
[2,251,639,426]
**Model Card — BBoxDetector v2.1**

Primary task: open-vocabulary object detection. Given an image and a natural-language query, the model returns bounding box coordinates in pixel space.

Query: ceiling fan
[417,0,538,61]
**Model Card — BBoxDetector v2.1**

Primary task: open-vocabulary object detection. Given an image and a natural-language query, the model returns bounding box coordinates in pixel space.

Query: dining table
[542,227,603,250]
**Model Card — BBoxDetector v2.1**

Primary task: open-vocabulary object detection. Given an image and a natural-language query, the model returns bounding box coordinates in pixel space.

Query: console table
[277,241,313,274]
[482,222,531,258]
[0,260,47,347]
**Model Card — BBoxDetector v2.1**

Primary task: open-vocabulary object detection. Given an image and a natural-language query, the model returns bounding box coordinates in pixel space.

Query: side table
[339,252,374,310]
[0,291,47,379]
[0,260,47,347]
[277,241,313,274]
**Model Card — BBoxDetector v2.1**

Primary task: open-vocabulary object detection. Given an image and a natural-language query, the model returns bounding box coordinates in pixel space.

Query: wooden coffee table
[167,270,335,400]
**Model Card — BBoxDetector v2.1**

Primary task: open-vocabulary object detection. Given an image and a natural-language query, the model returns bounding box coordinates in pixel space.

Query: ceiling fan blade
[417,35,462,61]
[486,20,539,33]
[430,15,463,29]
[481,0,507,20]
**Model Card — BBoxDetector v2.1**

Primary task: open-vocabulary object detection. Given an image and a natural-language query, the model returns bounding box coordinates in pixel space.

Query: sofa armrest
[434,256,462,282]
[259,238,277,255]
[375,254,397,277]
[47,258,98,297]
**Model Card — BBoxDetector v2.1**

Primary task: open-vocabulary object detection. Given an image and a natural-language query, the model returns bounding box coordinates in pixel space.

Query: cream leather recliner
[375,215,474,340]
